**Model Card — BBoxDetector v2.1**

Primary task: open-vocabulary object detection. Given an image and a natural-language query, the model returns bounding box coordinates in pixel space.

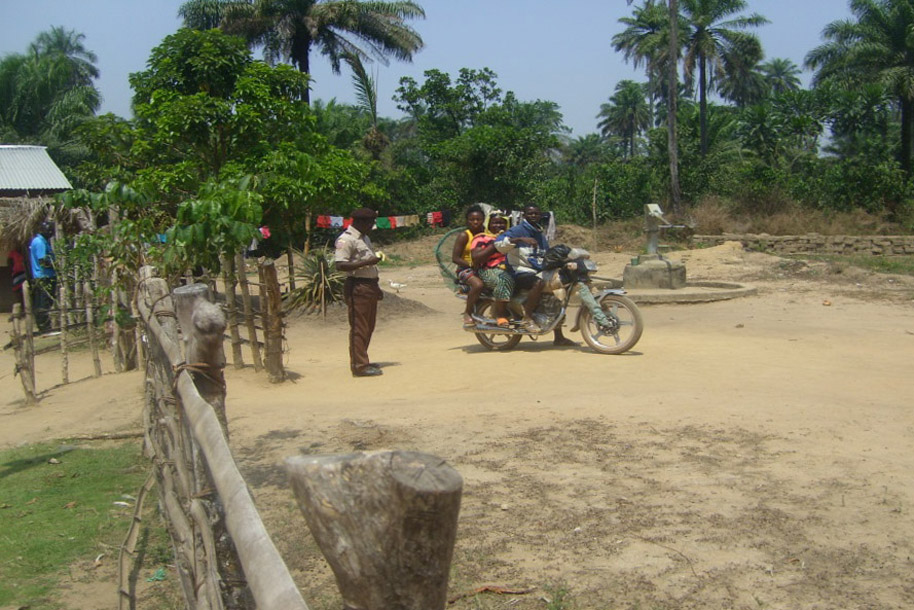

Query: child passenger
[469,214,514,327]
[451,205,487,326]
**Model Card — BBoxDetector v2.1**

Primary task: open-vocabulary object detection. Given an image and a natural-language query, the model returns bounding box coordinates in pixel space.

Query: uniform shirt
[334,225,379,279]
[29,234,56,279]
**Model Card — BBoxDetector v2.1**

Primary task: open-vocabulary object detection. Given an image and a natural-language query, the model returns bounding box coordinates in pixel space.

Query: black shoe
[353,366,383,377]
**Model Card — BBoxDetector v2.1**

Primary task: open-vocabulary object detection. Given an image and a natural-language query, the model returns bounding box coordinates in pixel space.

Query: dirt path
[2,243,913,609]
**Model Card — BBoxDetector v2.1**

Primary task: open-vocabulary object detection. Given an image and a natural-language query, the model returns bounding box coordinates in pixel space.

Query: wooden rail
[136,268,308,610]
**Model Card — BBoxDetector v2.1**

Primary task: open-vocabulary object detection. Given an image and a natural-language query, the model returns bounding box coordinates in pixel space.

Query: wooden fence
[135,268,307,610]
[133,267,464,610]
[7,254,286,404]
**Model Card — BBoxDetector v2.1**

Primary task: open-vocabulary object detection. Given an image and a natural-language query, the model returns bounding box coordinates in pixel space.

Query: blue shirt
[29,234,55,279]
[495,220,548,275]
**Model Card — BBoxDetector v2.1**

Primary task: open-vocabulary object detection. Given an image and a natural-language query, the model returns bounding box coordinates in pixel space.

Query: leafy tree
[178,0,425,104]
[167,176,263,270]
[597,80,651,158]
[680,0,768,155]
[394,67,503,142]
[128,28,312,195]
[392,68,565,210]
[806,0,914,174]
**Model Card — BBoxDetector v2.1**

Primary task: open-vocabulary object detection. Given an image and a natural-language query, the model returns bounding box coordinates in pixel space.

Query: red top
[470,233,505,268]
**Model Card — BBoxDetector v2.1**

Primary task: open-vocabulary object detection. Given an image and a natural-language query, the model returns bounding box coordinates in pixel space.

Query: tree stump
[286,451,463,610]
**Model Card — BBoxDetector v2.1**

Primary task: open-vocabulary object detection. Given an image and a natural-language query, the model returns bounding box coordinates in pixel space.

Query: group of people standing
[332,203,575,379]
[7,221,57,335]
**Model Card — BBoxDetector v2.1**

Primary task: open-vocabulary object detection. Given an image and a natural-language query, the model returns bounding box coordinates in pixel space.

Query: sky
[1,0,856,137]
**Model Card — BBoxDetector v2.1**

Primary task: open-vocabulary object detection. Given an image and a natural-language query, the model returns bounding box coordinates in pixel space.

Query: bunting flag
[308,211,463,229]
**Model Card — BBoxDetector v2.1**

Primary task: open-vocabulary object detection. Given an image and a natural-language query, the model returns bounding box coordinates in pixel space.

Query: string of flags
[314,210,452,230]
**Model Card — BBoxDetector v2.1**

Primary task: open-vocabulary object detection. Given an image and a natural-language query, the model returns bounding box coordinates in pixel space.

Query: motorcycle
[436,231,643,354]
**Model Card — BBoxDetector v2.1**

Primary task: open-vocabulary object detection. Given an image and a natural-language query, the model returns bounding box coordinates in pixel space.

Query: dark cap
[351,207,378,220]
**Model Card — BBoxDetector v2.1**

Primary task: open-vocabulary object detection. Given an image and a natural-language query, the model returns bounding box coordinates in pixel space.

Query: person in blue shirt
[28,221,56,333]
[495,204,574,346]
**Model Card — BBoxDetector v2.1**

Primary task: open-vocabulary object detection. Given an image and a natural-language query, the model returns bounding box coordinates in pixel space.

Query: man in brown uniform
[334,208,384,377]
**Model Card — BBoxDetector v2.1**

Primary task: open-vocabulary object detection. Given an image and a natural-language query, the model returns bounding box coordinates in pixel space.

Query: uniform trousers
[344,277,382,373]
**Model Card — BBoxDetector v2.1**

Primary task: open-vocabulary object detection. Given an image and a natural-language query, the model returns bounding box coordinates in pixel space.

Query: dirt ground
[2,237,914,610]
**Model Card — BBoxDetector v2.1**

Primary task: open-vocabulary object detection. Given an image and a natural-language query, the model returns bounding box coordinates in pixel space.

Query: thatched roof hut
[0,145,72,310]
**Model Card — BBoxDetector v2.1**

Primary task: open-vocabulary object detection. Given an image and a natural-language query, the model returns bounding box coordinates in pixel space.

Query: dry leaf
[63,501,77,509]
[822,300,832,306]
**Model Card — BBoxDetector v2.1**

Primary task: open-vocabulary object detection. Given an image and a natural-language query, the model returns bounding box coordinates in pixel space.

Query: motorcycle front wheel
[579,294,643,354]
[474,301,523,351]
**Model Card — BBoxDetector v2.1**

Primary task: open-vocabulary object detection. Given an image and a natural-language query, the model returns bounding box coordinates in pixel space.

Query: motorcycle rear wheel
[579,294,643,354]
[474,301,523,351]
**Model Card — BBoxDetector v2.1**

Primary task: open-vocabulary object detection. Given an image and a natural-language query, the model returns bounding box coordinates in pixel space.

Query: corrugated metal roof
[0,145,72,192]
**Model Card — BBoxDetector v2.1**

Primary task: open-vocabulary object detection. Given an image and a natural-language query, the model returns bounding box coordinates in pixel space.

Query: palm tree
[806,0,914,174]
[716,35,767,107]
[680,0,768,155]
[179,0,425,104]
[613,0,670,120]
[0,28,100,141]
[617,0,683,210]
[345,52,390,157]
[29,26,100,85]
[760,57,801,96]
[597,80,650,158]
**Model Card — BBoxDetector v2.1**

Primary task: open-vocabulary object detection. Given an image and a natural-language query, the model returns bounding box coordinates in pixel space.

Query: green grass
[0,441,150,608]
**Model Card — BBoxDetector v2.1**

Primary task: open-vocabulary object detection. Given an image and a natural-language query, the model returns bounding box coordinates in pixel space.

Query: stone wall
[691,234,914,256]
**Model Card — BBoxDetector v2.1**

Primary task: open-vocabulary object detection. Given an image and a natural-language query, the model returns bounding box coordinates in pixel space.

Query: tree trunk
[287,450,463,610]
[699,53,708,157]
[286,246,296,292]
[259,259,285,383]
[235,252,262,372]
[221,255,244,369]
[667,0,682,214]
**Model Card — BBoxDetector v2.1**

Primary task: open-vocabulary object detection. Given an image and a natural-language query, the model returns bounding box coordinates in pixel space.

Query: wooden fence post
[258,259,285,383]
[84,280,102,377]
[221,255,244,370]
[234,252,262,372]
[172,284,227,434]
[286,451,463,610]
[10,304,37,405]
[21,280,36,389]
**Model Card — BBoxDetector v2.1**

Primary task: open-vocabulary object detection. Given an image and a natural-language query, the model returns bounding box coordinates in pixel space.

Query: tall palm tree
[29,26,100,85]
[0,28,100,141]
[179,0,425,104]
[613,0,670,120]
[760,57,801,96]
[680,0,768,155]
[597,80,650,158]
[716,35,767,107]
[806,0,914,174]
[618,0,683,209]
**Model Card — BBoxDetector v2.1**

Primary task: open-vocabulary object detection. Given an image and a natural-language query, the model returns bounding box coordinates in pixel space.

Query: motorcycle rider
[496,204,575,346]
